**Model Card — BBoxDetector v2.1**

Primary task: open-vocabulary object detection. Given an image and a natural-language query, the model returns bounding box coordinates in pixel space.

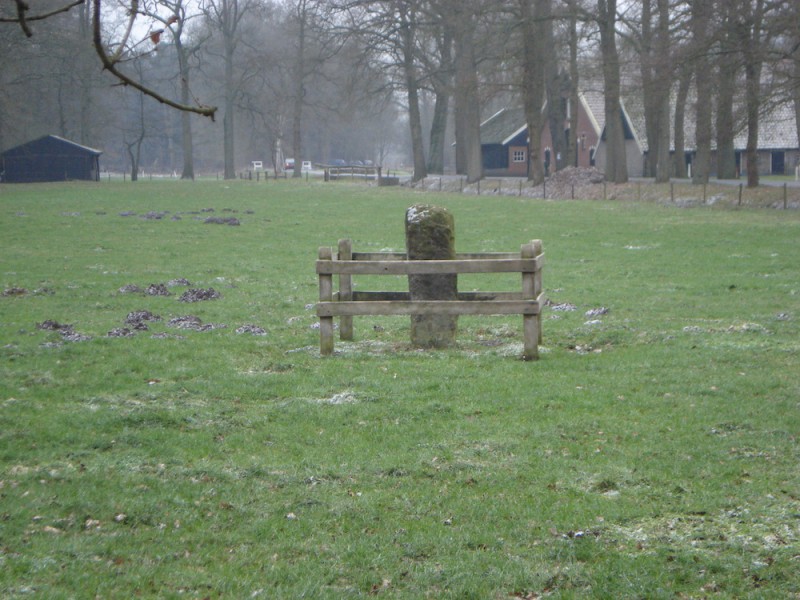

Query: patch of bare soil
[37,320,72,332]
[125,310,162,327]
[3,286,54,297]
[235,324,267,336]
[167,315,227,332]
[167,278,191,287]
[107,327,136,338]
[2,287,28,297]
[37,320,92,344]
[116,207,254,222]
[118,284,142,294]
[145,283,170,296]
[179,288,221,303]
[119,279,191,295]
[204,217,240,226]
[31,277,265,346]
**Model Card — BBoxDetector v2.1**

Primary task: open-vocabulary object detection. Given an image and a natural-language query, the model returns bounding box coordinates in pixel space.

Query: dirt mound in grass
[167,315,227,331]
[178,288,221,303]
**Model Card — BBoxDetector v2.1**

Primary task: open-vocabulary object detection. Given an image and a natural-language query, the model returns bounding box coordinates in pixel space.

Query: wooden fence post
[521,239,543,360]
[318,246,334,356]
[338,239,353,341]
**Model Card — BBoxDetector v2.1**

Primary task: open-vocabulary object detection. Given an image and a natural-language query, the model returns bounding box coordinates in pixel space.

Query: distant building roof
[1,134,102,183]
[480,108,528,145]
[2,134,102,156]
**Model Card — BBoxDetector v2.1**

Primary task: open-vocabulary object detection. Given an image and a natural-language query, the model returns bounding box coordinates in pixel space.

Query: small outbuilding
[1,135,102,183]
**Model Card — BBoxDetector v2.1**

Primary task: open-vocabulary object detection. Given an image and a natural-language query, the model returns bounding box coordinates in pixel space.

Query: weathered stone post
[405,204,458,347]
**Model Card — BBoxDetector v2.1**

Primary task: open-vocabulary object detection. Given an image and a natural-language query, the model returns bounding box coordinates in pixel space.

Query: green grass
[1,179,799,598]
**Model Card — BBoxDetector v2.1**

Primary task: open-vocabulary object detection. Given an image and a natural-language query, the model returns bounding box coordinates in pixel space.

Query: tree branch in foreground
[92,0,216,119]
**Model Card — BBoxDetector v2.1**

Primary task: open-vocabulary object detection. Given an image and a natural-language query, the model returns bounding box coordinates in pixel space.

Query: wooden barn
[1,135,102,183]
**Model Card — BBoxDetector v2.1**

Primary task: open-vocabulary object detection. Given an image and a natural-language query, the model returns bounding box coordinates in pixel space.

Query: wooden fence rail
[316,239,545,360]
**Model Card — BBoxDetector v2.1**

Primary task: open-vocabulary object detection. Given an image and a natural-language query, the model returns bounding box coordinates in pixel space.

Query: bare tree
[565,0,581,169]
[451,0,482,182]
[420,1,453,175]
[143,0,206,179]
[735,0,771,188]
[597,0,627,183]
[715,0,739,180]
[1,0,217,119]
[794,3,800,152]
[672,66,691,178]
[519,0,546,184]
[634,0,671,182]
[285,0,342,178]
[203,0,255,179]
[689,0,712,183]
[332,1,428,180]
[544,1,569,173]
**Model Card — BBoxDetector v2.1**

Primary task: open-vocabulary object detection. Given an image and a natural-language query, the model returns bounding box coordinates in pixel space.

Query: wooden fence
[316,239,545,359]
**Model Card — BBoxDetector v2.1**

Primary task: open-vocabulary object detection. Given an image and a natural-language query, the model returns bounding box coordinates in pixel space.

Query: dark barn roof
[1,135,102,183]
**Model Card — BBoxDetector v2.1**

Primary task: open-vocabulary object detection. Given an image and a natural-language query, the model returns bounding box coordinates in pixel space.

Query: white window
[512,150,527,163]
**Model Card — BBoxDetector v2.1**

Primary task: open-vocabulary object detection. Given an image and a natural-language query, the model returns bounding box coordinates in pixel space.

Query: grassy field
[1,180,799,598]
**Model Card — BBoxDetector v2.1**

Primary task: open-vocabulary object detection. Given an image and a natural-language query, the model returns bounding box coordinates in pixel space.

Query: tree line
[2,0,799,187]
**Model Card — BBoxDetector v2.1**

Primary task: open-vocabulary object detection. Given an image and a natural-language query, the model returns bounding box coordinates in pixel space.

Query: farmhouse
[482,84,799,179]
[1,135,102,183]
[479,89,643,177]
[618,92,799,178]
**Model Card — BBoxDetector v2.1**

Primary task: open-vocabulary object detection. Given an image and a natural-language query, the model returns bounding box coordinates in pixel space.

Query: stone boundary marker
[315,238,545,360]
[405,205,458,348]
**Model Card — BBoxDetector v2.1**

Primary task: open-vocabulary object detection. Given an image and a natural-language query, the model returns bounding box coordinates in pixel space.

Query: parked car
[284,158,295,170]
[328,158,346,167]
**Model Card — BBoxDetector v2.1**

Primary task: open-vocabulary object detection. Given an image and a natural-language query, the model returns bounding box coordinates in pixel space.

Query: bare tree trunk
[78,2,93,146]
[641,0,656,177]
[427,26,452,174]
[400,7,427,182]
[737,0,769,188]
[690,0,712,184]
[598,0,627,183]
[795,55,800,152]
[639,0,672,180]
[453,3,482,183]
[291,1,307,179]
[652,0,671,183]
[566,2,579,168]
[223,41,236,179]
[673,68,690,179]
[427,91,449,174]
[177,39,195,180]
[204,0,246,180]
[520,0,546,184]
[544,0,567,172]
[744,58,762,187]
[715,5,738,180]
